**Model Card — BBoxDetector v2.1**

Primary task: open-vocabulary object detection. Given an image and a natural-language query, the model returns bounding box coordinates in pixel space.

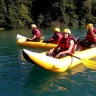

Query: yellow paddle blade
[40,36,44,39]
[69,54,96,69]
[18,38,27,43]
[81,59,96,69]
[40,40,43,42]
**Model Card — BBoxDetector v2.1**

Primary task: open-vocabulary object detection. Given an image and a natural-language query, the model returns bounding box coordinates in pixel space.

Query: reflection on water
[23,64,86,95]
[20,47,96,95]
[0,28,96,96]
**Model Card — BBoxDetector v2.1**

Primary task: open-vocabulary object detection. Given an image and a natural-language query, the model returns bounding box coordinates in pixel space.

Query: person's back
[85,24,96,43]
[77,23,96,50]
[27,24,41,42]
[43,28,62,44]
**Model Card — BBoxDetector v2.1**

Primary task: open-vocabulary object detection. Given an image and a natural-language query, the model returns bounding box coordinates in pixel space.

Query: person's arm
[89,27,96,39]
[47,37,54,42]
[46,44,60,55]
[55,40,74,58]
[47,35,58,43]
[43,37,54,43]
[29,35,36,40]
[29,31,36,40]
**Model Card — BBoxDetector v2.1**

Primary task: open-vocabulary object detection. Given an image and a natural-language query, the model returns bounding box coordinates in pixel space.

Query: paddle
[40,36,44,39]
[69,54,96,69]
[18,37,27,43]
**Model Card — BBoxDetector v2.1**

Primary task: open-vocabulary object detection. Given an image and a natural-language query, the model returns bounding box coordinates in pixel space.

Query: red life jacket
[86,28,96,42]
[53,33,62,44]
[59,35,76,54]
[33,29,41,38]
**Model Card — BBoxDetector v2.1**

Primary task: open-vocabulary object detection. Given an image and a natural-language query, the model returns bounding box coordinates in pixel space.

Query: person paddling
[27,24,42,42]
[43,28,62,44]
[46,29,77,58]
[77,23,96,50]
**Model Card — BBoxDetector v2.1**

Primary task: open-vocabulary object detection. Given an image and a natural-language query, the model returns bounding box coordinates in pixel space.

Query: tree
[0,0,7,26]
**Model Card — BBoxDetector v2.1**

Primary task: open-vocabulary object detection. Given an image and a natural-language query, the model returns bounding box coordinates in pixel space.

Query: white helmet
[31,24,36,28]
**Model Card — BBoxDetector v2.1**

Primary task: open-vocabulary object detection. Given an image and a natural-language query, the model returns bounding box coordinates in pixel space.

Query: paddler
[77,23,96,50]
[43,28,62,44]
[46,29,77,58]
[26,24,42,42]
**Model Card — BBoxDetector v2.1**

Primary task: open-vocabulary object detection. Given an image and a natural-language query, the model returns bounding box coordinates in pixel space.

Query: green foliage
[17,20,24,28]
[0,0,96,28]
[92,1,96,16]
[0,0,32,29]
[0,0,7,25]
[36,14,44,27]
[18,4,32,28]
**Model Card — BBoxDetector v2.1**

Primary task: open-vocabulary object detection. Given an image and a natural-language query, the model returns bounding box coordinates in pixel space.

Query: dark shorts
[47,49,67,58]
[26,38,40,42]
[79,40,96,48]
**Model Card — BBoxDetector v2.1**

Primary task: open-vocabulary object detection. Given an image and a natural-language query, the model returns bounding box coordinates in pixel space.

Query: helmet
[54,28,60,32]
[31,24,36,28]
[63,29,71,34]
[86,23,93,29]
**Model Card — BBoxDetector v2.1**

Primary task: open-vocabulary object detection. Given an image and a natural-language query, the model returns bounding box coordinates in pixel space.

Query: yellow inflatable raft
[16,34,57,49]
[22,48,96,72]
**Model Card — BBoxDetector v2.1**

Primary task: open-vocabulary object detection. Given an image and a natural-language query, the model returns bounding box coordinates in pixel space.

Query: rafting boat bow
[16,34,57,49]
[22,47,96,72]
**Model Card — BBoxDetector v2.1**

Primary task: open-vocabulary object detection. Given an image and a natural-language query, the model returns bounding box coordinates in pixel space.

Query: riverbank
[0,28,5,31]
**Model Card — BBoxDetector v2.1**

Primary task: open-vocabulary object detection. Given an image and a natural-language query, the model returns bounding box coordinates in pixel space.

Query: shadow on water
[23,63,86,94]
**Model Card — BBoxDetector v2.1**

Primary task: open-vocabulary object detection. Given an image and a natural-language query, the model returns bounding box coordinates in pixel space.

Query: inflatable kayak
[16,34,57,49]
[22,47,96,72]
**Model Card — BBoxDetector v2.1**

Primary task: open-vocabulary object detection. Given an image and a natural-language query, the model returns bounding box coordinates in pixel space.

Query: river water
[0,26,96,96]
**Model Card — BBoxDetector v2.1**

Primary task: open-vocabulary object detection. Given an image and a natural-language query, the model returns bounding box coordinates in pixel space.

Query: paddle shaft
[69,54,81,60]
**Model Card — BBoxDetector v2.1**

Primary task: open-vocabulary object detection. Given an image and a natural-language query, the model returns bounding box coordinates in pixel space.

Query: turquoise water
[0,27,96,96]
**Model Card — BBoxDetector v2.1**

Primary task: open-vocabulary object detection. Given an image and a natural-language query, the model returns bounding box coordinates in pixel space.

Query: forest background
[0,0,96,29]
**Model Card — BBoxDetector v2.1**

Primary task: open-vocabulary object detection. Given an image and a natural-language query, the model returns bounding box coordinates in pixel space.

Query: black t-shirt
[52,34,59,40]
[32,30,36,35]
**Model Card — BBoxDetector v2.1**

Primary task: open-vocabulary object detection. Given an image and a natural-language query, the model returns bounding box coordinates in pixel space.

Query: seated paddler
[46,29,77,58]
[77,23,96,50]
[43,28,62,44]
[26,24,42,42]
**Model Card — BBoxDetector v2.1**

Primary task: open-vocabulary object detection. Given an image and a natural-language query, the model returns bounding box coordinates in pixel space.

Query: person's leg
[76,40,84,51]
[76,44,81,51]
[33,38,40,42]
[90,43,96,48]
[46,50,59,57]
[57,53,67,58]
[76,40,90,51]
